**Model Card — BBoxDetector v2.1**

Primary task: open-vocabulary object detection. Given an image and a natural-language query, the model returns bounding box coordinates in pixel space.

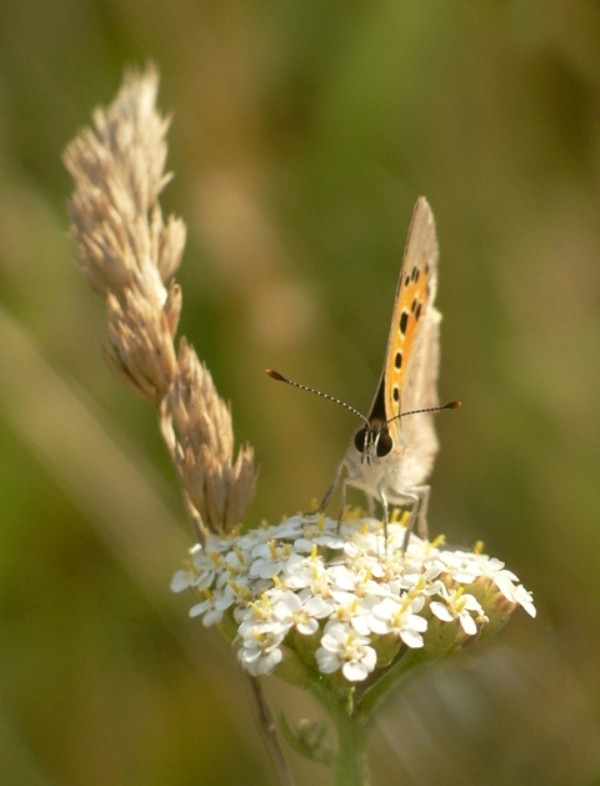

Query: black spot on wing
[399,310,409,335]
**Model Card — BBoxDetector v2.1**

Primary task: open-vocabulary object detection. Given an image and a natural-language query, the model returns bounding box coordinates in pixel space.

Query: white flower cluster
[172,515,536,682]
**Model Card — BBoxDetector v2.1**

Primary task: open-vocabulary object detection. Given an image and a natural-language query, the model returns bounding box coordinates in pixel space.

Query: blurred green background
[2,1,600,784]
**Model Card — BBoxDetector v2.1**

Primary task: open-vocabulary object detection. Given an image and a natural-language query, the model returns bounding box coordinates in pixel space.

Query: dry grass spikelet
[64,62,256,540]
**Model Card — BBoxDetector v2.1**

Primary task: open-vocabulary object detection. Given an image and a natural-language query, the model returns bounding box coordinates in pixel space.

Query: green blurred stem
[331,706,370,786]
[308,681,371,786]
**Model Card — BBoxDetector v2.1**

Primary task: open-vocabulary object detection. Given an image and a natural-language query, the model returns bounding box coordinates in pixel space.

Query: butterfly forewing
[380,197,439,424]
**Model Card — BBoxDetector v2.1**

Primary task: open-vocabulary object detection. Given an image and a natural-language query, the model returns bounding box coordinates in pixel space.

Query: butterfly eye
[354,426,368,453]
[376,431,393,457]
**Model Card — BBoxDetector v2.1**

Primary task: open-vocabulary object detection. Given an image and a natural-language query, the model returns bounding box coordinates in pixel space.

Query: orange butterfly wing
[366,197,439,426]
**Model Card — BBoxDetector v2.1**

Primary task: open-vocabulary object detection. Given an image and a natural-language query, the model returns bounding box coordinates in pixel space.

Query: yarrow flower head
[172,513,536,688]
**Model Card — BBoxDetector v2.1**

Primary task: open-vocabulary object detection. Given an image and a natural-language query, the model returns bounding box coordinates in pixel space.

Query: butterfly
[267,196,459,547]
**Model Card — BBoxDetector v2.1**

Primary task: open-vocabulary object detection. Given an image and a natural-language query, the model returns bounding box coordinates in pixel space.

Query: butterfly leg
[305,459,344,519]
[336,475,351,532]
[400,485,431,551]
[412,485,430,539]
[379,488,390,546]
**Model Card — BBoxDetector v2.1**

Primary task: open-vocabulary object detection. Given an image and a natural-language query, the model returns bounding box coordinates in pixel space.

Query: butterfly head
[354,418,394,464]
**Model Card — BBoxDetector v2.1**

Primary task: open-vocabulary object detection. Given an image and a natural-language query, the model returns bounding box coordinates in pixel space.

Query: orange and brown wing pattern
[381,197,439,422]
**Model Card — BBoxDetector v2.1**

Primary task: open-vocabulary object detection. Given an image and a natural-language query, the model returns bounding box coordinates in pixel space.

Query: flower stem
[331,708,370,786]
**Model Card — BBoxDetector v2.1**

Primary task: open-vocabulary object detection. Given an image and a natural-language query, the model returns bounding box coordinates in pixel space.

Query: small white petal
[400,629,424,648]
[430,601,454,622]
[459,613,478,636]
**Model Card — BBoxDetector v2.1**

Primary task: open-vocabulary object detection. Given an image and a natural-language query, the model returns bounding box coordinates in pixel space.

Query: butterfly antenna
[387,399,462,425]
[266,369,370,426]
